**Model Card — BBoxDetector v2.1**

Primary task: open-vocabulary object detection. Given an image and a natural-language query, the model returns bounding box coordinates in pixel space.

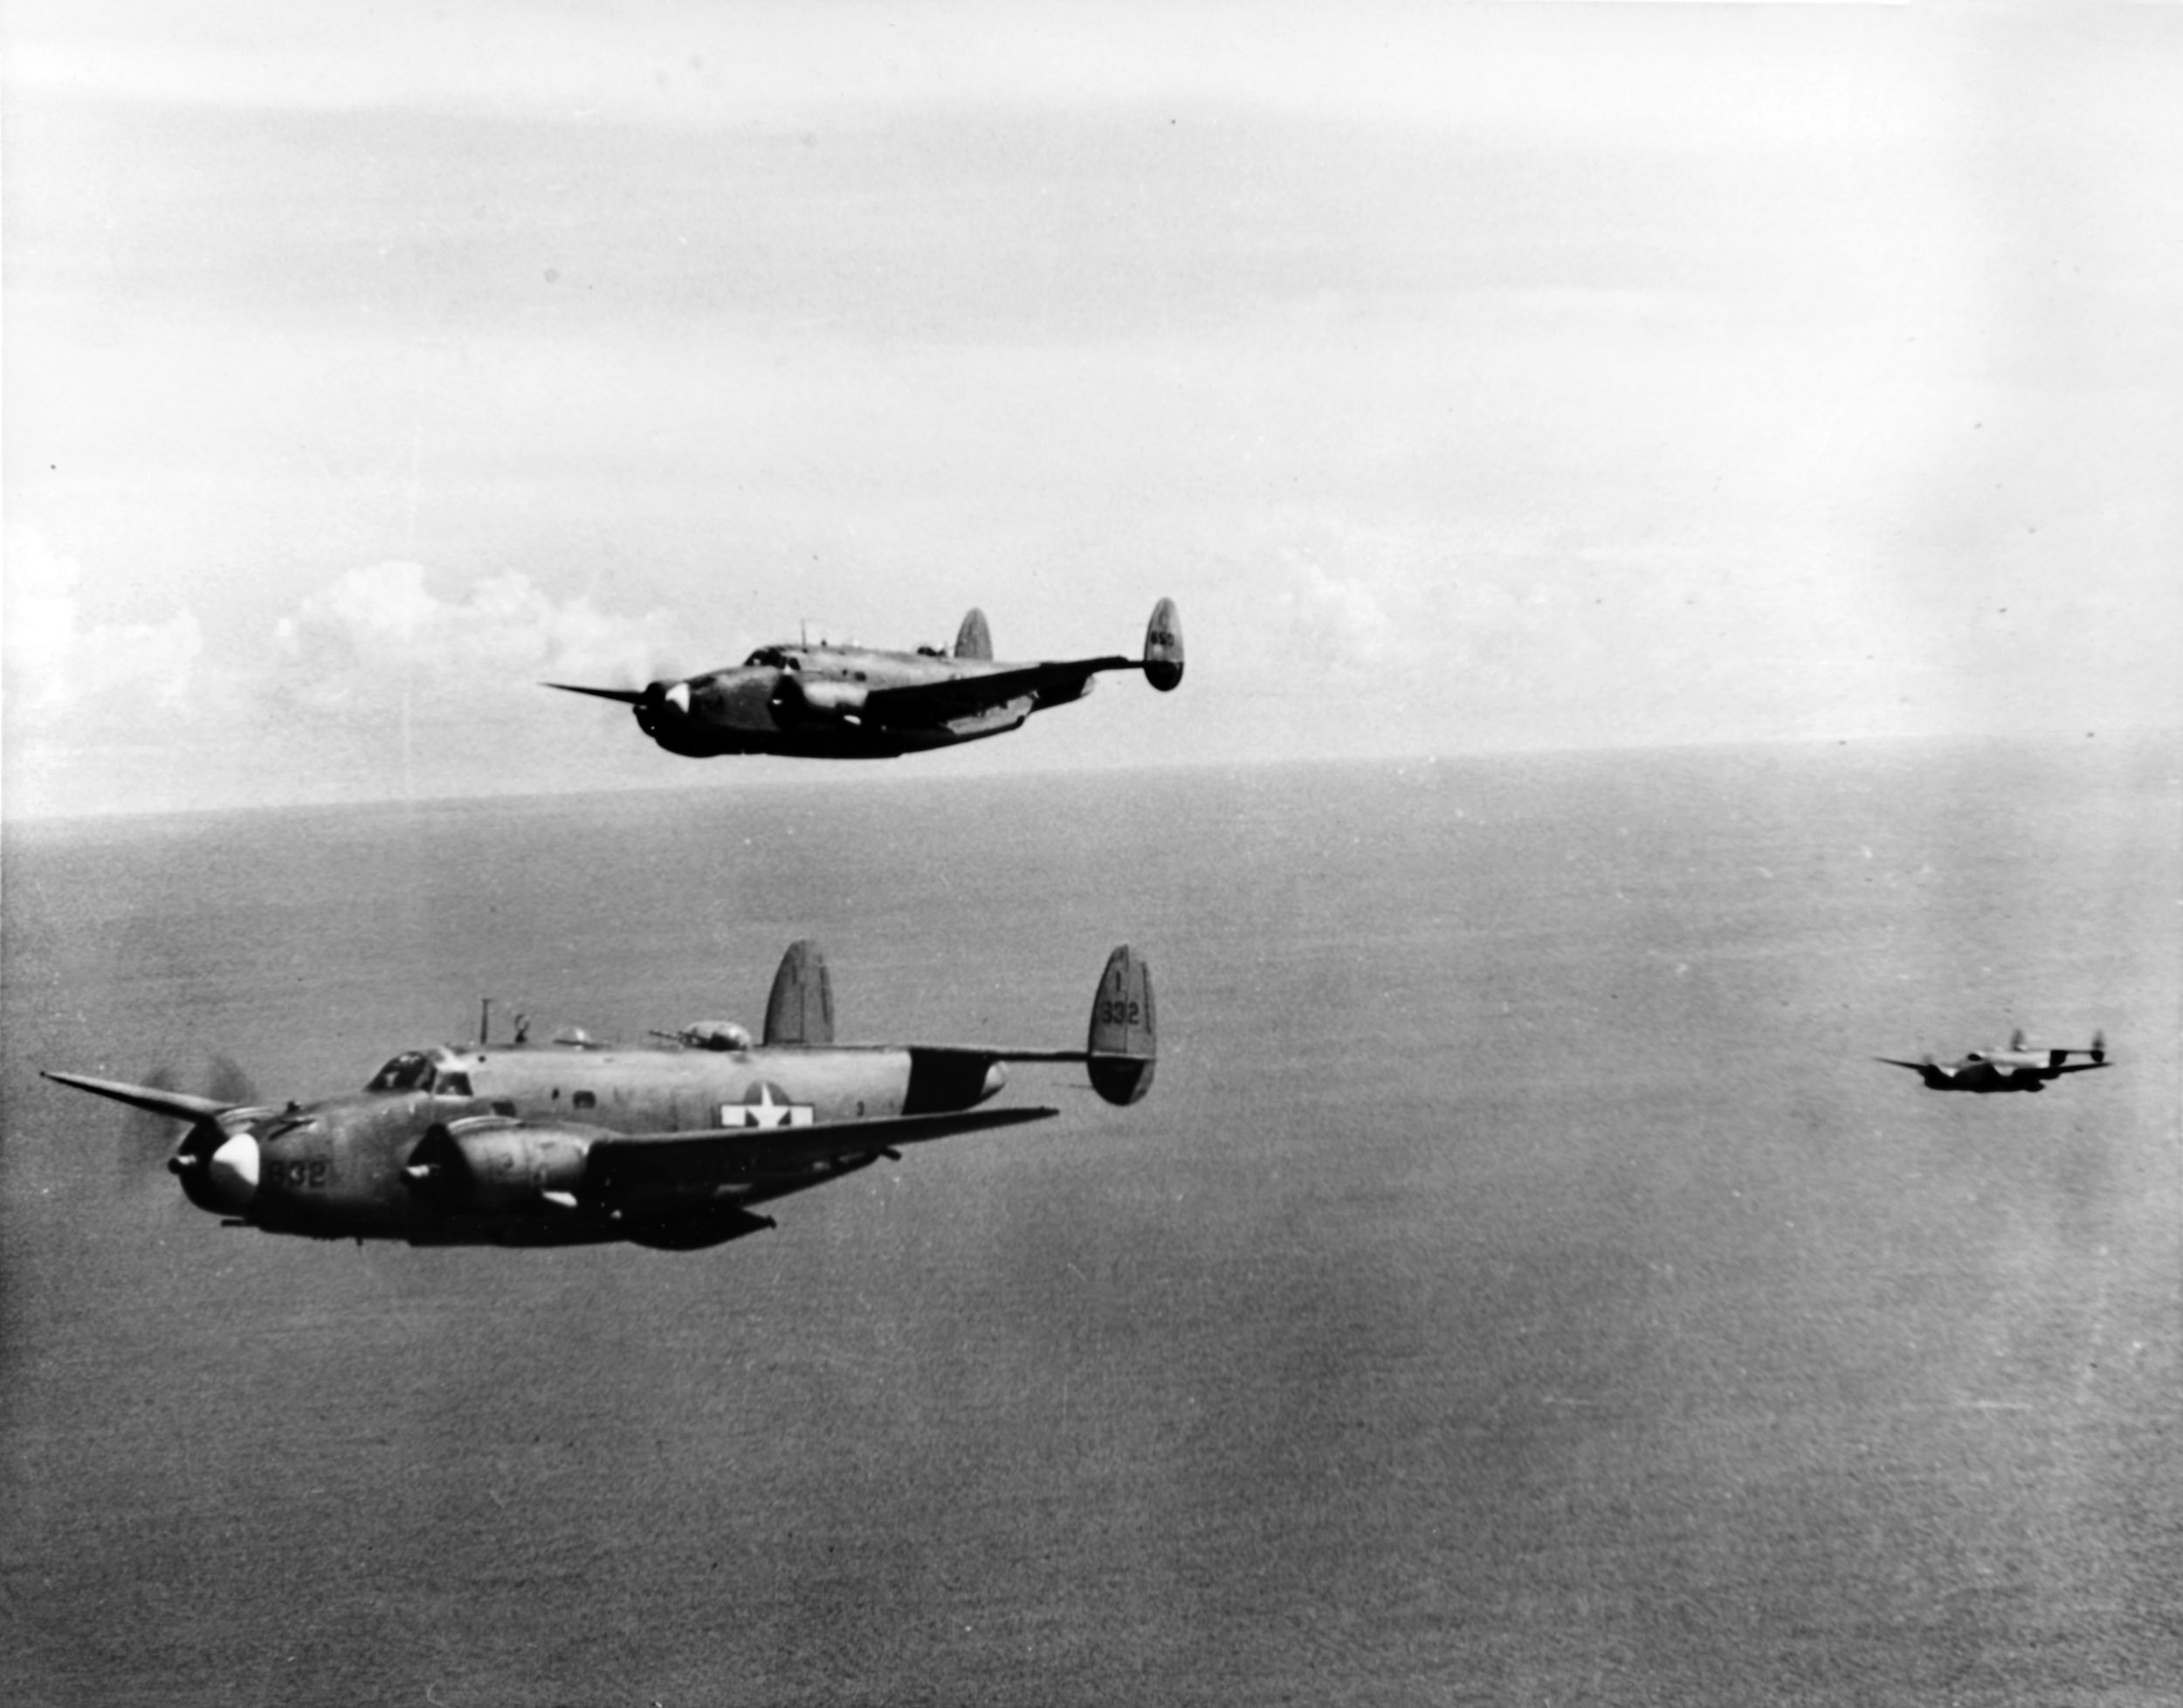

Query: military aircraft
[1876,1029,2109,1093]
[44,941,1156,1250]
[547,598,1183,760]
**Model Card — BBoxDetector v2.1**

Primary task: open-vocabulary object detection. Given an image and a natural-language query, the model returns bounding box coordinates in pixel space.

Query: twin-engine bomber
[45,942,1156,1251]
[548,598,1183,760]
[1876,1028,2110,1093]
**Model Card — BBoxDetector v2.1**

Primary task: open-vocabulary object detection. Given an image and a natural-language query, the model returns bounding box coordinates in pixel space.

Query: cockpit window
[436,1071,474,1098]
[365,1052,437,1093]
[744,646,798,670]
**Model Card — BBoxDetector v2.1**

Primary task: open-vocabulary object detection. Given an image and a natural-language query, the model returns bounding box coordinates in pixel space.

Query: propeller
[50,1059,267,1213]
[205,1053,260,1109]
[115,1063,186,1185]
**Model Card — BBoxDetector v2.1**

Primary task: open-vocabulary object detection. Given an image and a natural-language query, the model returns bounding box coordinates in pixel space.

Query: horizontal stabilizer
[764,939,837,1046]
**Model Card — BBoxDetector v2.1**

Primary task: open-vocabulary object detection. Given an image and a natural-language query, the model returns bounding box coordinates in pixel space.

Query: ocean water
[3,738,2178,1705]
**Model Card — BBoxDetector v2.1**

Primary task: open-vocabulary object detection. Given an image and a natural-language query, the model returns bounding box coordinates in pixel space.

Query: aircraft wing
[584,1104,1057,1197]
[912,1043,1105,1062]
[542,682,648,705]
[861,656,1134,727]
[43,1069,238,1123]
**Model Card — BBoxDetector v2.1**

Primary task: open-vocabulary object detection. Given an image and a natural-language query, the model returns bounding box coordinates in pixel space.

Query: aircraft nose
[634,680,683,738]
[203,1133,260,1212]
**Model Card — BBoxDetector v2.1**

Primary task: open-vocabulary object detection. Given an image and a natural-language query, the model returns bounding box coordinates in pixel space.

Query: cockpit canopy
[743,646,800,670]
[363,1051,472,1097]
[366,1051,437,1092]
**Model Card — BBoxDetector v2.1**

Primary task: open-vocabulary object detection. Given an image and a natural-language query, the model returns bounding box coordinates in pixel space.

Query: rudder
[1086,945,1156,1105]
[763,940,837,1046]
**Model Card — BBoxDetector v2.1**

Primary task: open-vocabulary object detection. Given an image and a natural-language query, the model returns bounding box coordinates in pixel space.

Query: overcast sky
[5,2,2178,817]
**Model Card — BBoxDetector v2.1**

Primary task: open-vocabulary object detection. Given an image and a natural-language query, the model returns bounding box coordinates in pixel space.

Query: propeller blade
[542,682,648,705]
[205,1052,259,1108]
[116,1064,185,1181]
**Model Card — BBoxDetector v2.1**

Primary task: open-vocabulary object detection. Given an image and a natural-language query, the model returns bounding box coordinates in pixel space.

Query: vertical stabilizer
[1142,597,1184,692]
[1086,946,1156,1105]
[764,940,837,1046]
[954,608,994,660]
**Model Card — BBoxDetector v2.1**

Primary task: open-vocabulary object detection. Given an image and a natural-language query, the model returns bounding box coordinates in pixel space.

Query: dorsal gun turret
[655,1021,753,1051]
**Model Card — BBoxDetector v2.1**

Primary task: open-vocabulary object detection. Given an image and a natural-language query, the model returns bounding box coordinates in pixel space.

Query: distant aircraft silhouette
[1877,1029,2109,1093]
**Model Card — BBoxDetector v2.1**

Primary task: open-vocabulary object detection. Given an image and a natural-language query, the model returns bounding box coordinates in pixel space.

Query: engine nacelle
[405,1120,589,1212]
[770,674,869,728]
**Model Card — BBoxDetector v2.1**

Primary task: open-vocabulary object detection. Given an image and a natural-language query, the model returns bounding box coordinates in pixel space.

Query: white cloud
[9,0,1951,152]
[265,561,681,719]
[2,526,204,729]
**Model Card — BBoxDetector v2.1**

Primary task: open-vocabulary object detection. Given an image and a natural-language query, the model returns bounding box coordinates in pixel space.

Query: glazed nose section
[201,1133,260,1211]
[981,1061,1009,1101]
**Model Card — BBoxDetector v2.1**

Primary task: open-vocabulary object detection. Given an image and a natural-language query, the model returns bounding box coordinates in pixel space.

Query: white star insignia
[722,1085,814,1128]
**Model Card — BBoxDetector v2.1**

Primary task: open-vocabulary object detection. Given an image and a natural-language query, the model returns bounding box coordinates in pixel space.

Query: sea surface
[3,738,2178,1705]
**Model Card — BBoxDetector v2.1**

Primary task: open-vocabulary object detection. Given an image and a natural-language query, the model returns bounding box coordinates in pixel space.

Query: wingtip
[543,681,647,705]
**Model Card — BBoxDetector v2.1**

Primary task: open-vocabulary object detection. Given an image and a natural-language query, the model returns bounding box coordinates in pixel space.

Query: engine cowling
[404,1120,589,1212]
[769,674,869,728]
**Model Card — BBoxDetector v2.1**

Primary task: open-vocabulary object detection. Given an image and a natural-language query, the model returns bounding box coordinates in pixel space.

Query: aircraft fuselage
[637,646,1050,759]
[1910,1046,2101,1092]
[210,1038,1012,1243]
